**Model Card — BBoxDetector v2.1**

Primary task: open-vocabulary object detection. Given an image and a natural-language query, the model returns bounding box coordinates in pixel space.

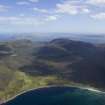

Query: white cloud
[0,5,10,12]
[91,12,105,19]
[87,0,105,5]
[82,8,90,13]
[16,1,30,5]
[0,16,43,26]
[19,14,25,17]
[56,1,90,15]
[45,15,57,21]
[0,15,58,26]
[17,0,39,5]
[33,8,48,13]
[56,3,78,15]
[29,0,39,2]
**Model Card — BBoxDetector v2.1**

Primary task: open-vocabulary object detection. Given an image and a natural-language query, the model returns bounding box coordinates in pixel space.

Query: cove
[2,86,105,105]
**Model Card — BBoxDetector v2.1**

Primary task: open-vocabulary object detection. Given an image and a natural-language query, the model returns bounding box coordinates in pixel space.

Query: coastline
[1,85,105,105]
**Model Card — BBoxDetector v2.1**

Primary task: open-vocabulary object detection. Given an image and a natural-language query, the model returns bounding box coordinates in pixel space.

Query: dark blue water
[2,86,105,105]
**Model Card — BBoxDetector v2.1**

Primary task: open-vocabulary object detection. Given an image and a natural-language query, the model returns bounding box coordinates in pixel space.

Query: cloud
[19,14,25,17]
[0,15,58,27]
[45,15,57,21]
[0,5,10,12]
[55,1,90,15]
[17,0,39,5]
[87,0,105,5]
[33,8,48,13]
[29,0,39,2]
[91,12,105,19]
[0,16,43,26]
[16,1,30,5]
[56,3,78,15]
[82,8,90,13]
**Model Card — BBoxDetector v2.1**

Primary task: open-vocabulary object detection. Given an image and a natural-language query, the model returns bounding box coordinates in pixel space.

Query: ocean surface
[2,86,105,105]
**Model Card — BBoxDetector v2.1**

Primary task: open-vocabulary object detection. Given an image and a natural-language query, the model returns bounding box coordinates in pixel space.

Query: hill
[0,38,105,102]
[21,38,105,88]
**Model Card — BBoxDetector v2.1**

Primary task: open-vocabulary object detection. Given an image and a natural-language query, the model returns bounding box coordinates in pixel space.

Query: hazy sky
[0,0,105,34]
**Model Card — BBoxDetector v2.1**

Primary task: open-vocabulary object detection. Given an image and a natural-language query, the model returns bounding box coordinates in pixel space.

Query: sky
[0,0,105,34]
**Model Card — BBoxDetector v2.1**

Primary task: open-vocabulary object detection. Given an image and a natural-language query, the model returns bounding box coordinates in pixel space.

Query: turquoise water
[2,87,105,105]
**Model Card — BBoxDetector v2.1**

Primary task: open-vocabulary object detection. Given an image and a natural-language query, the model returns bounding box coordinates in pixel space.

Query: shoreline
[1,85,105,105]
